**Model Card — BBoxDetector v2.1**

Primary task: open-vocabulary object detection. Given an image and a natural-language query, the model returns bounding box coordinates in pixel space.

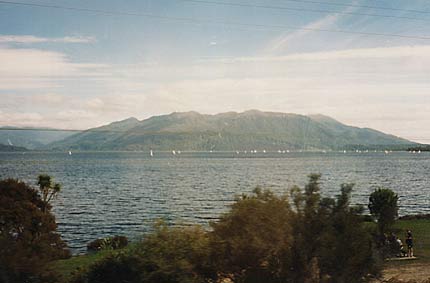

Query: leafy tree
[209,188,294,283]
[0,178,69,283]
[368,188,399,234]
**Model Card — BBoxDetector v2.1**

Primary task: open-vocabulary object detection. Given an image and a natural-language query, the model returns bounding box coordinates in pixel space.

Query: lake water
[1,151,429,253]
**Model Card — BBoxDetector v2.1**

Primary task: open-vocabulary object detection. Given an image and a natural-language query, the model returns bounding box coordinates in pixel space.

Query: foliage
[210,188,294,283]
[69,175,381,283]
[369,188,399,234]
[72,222,212,283]
[290,174,379,283]
[137,222,213,283]
[0,178,70,283]
[37,174,62,212]
[51,249,115,283]
[70,252,146,283]
[87,235,128,252]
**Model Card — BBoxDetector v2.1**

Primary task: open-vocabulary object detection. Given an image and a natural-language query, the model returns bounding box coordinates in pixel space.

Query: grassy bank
[51,249,116,282]
[391,218,430,262]
[381,218,430,282]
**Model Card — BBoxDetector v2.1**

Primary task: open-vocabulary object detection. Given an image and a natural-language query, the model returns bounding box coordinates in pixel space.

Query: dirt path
[382,262,430,282]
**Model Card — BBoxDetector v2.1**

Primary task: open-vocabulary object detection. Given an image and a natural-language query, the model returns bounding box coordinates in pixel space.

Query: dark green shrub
[73,223,212,283]
[71,175,381,283]
[87,236,128,251]
[137,222,213,283]
[70,253,145,283]
[0,178,70,283]
[290,175,380,283]
[209,188,294,283]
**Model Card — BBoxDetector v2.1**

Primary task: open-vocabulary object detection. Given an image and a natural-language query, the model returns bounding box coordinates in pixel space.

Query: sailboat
[68,150,72,155]
[7,139,13,146]
[150,150,154,157]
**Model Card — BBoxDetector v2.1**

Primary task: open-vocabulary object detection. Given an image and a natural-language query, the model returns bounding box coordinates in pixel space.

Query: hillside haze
[0,127,76,150]
[48,110,416,151]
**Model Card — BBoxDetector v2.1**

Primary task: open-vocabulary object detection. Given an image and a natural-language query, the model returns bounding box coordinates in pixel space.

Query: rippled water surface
[1,151,429,253]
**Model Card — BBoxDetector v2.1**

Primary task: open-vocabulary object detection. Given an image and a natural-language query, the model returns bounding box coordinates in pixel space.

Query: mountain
[47,118,140,151]
[0,144,28,152]
[48,110,417,151]
[0,127,77,149]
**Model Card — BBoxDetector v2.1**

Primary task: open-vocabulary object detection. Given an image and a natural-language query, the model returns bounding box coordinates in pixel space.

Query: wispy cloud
[266,14,341,54]
[0,35,96,44]
[264,4,358,54]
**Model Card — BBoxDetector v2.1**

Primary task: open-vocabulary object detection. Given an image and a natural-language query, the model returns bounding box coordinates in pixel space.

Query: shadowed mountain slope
[48,111,416,151]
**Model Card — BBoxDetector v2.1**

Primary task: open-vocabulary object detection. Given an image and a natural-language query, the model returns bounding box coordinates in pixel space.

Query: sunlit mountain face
[46,110,416,151]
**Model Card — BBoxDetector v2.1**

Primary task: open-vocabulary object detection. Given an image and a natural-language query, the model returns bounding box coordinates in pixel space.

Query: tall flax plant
[37,174,61,212]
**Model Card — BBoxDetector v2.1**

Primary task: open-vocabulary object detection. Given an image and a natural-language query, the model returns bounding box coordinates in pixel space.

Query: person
[405,230,414,257]
[396,237,406,257]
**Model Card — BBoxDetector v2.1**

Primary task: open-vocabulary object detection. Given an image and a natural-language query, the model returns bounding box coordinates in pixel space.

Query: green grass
[393,219,430,262]
[50,249,115,282]
[383,218,430,272]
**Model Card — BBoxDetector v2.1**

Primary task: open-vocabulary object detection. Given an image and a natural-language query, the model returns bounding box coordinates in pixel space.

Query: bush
[209,188,294,283]
[290,175,380,283]
[136,222,213,283]
[0,178,70,283]
[71,175,381,283]
[73,223,212,283]
[70,252,146,283]
[87,236,128,252]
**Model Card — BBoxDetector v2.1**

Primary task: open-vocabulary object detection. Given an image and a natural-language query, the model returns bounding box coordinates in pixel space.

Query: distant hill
[48,110,417,151]
[0,127,76,149]
[0,144,28,152]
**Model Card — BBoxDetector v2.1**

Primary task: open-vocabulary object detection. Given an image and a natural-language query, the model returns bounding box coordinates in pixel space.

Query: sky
[1,0,430,143]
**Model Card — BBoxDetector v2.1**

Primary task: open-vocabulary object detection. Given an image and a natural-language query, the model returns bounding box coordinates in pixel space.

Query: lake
[1,151,429,253]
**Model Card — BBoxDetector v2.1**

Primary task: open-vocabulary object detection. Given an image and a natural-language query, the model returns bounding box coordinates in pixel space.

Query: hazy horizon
[1,0,430,143]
